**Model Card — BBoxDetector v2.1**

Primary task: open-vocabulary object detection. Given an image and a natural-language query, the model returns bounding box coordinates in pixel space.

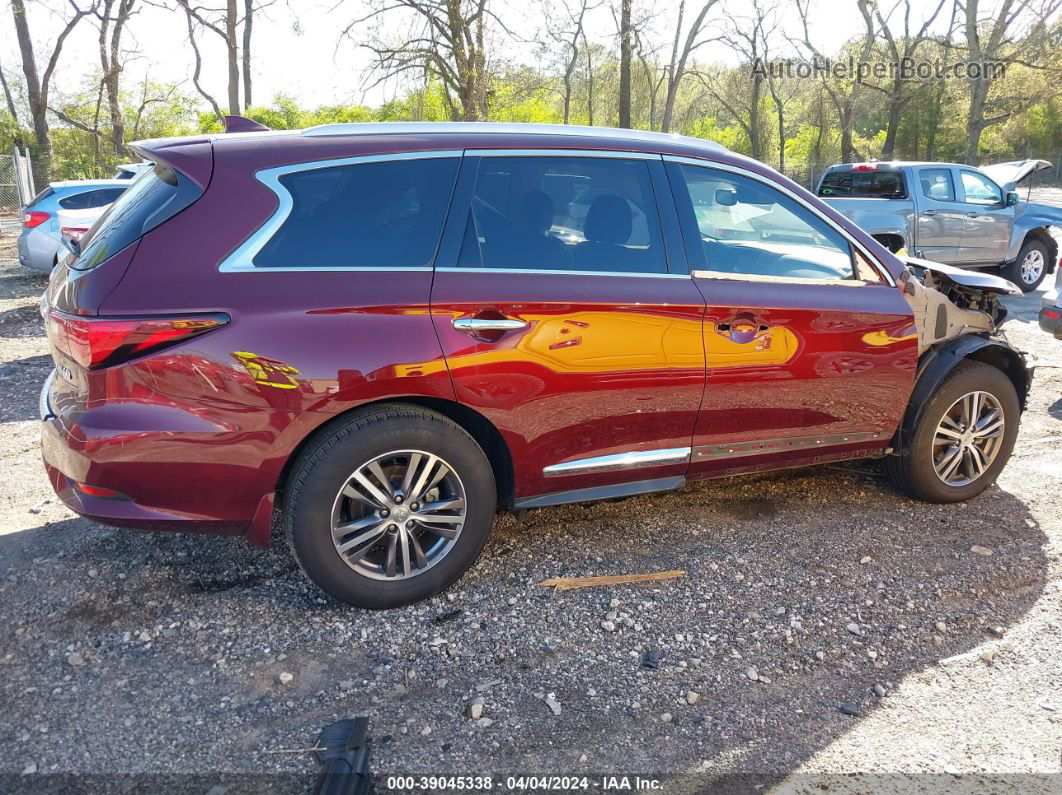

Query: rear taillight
[61,226,89,242]
[23,210,50,228]
[45,309,228,369]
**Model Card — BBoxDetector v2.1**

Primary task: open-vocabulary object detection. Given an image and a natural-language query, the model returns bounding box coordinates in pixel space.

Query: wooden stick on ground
[539,569,686,592]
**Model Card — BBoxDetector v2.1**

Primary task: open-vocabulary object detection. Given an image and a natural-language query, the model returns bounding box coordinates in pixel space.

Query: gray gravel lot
[0,222,1059,793]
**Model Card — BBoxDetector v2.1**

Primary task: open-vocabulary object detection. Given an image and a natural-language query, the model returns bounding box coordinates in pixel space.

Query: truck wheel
[283,404,496,609]
[886,361,1019,503]
[1003,239,1049,292]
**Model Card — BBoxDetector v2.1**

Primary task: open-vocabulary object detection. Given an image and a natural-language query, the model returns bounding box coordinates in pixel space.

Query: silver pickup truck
[817,160,1062,292]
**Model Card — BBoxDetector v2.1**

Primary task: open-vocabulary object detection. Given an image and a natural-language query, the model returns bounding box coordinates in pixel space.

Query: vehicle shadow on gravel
[0,464,1047,786]
[0,264,47,301]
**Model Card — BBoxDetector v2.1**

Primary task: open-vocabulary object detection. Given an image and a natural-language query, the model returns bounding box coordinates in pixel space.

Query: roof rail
[300,121,727,151]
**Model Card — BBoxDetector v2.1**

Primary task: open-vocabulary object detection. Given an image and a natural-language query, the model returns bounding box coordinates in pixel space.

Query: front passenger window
[960,171,1002,205]
[675,164,854,281]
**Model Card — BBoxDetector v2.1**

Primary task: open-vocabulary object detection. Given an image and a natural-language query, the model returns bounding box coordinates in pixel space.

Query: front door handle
[922,209,936,216]
[716,319,770,344]
[965,211,980,218]
[452,317,527,333]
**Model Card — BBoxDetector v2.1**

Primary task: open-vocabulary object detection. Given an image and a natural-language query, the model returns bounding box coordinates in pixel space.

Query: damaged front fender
[900,257,1020,354]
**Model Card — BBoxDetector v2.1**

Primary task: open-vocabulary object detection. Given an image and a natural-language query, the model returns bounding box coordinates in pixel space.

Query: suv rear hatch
[41,139,217,415]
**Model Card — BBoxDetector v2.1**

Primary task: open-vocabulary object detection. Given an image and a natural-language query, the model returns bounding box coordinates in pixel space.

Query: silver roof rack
[301,121,727,151]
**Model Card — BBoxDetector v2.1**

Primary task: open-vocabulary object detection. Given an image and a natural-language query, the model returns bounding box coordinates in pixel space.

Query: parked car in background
[57,206,109,250]
[114,161,153,180]
[18,179,130,272]
[40,122,1031,609]
[1040,266,1062,339]
[816,159,1061,291]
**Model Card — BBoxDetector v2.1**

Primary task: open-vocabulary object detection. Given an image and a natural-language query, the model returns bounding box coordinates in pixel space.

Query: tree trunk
[243,0,253,107]
[226,0,240,114]
[618,0,632,128]
[10,0,49,170]
[585,39,594,125]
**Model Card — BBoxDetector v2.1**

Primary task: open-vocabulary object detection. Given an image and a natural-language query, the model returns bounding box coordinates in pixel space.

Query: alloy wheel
[330,450,467,580]
[931,391,1005,487]
[1020,248,1045,285]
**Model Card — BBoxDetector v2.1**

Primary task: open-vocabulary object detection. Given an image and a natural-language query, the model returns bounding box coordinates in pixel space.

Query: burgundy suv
[40,122,1031,608]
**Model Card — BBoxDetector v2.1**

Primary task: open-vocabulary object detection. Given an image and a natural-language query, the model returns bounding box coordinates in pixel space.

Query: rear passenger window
[255,157,459,268]
[919,169,955,201]
[457,156,666,274]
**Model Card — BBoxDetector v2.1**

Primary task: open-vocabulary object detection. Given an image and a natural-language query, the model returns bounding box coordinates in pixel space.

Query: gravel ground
[0,219,1059,794]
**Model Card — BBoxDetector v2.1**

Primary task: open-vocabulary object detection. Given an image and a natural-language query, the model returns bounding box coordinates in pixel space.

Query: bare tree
[750,0,795,170]
[0,58,25,146]
[10,0,98,173]
[618,0,632,127]
[97,0,138,157]
[341,0,497,121]
[962,0,1061,161]
[175,0,271,116]
[696,0,769,158]
[544,0,599,124]
[856,0,946,159]
[793,0,877,162]
[243,0,254,106]
[660,0,720,132]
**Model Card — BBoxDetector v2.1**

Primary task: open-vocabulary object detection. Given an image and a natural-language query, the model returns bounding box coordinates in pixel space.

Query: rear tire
[886,361,1019,503]
[284,404,496,609]
[1002,239,1049,292]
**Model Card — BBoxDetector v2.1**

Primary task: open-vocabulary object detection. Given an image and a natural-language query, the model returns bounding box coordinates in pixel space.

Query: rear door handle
[452,317,527,333]
[922,209,936,216]
[965,211,980,217]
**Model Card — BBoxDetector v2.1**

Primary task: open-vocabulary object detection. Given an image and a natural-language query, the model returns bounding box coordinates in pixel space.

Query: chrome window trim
[543,447,692,477]
[663,155,898,287]
[465,148,660,160]
[217,150,462,273]
[435,267,689,279]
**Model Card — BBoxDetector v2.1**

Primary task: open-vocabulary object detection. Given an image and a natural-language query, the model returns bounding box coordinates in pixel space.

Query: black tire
[283,404,496,609]
[886,361,1019,503]
[1002,239,1049,292]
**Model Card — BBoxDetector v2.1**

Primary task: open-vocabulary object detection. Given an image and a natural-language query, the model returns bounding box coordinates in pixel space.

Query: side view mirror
[1006,191,1019,207]
[715,189,737,206]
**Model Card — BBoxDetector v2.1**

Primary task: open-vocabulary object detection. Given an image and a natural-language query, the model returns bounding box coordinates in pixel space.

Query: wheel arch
[273,397,515,518]
[1022,227,1057,272]
[891,335,1031,457]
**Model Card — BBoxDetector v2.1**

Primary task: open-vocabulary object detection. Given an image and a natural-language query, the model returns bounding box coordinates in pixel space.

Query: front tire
[1003,239,1049,292]
[284,405,496,609]
[886,361,1019,503]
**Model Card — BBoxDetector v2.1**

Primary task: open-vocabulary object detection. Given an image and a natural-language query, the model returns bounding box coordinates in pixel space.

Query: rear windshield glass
[71,164,201,271]
[28,186,54,207]
[817,170,907,199]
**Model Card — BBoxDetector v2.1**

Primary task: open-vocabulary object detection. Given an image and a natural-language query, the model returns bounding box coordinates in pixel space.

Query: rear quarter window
[71,165,203,271]
[818,170,906,199]
[253,157,459,268]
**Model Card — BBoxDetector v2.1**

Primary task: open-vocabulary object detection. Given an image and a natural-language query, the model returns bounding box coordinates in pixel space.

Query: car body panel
[36,124,1023,545]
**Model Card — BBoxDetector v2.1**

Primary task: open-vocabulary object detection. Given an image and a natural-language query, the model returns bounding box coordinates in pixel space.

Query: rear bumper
[1041,288,1062,339]
[19,227,59,272]
[39,370,267,539]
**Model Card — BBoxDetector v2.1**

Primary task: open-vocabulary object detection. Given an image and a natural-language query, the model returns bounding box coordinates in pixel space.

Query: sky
[2,0,956,114]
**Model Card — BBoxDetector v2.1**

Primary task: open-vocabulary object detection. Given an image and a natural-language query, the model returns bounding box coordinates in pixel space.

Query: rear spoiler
[224,115,270,133]
[128,136,213,190]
